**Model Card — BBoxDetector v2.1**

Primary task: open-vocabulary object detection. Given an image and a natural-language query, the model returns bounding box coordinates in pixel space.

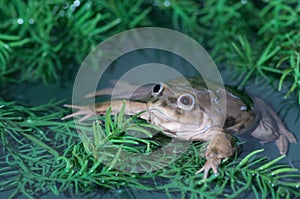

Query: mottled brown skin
[62,77,297,179]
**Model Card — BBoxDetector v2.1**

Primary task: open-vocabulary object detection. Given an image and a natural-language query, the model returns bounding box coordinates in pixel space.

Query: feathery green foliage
[0,0,299,106]
[0,0,152,83]
[0,100,299,198]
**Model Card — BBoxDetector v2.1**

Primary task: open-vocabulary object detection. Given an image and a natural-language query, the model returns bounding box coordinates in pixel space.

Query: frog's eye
[177,93,195,110]
[152,83,163,96]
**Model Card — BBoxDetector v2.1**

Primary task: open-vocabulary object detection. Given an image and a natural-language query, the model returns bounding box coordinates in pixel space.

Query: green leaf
[255,155,286,172]
[21,132,59,158]
[237,149,264,168]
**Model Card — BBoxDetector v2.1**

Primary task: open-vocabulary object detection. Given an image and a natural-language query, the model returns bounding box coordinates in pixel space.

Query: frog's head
[147,82,212,139]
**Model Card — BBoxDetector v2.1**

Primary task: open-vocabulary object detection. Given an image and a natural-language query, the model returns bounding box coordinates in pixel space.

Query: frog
[62,77,297,179]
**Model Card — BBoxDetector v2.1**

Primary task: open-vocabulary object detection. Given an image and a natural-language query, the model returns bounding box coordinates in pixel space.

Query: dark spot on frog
[151,98,159,104]
[224,116,236,127]
[175,107,182,115]
[160,100,168,108]
[238,124,245,131]
[168,97,177,104]
[199,106,205,112]
[209,147,218,157]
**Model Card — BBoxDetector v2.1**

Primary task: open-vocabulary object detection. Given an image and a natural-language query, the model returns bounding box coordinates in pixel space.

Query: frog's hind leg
[250,98,297,155]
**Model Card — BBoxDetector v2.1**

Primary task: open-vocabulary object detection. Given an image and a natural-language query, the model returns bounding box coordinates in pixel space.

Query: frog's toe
[275,133,297,155]
[61,104,96,121]
[195,158,219,179]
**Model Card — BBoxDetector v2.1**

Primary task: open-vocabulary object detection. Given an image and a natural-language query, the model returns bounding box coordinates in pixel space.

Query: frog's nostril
[152,83,163,96]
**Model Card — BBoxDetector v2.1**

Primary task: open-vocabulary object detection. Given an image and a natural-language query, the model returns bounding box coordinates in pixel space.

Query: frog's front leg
[196,127,235,179]
[62,100,149,122]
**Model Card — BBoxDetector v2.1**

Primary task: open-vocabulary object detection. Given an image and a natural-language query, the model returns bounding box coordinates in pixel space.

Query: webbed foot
[61,104,98,122]
[196,158,221,179]
[251,98,297,155]
[195,128,235,179]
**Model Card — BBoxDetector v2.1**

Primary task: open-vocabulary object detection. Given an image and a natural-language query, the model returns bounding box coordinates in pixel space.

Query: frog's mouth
[148,108,210,133]
[148,108,211,140]
[148,108,188,124]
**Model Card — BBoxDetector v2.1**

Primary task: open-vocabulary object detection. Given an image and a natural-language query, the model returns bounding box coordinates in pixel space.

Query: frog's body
[62,77,297,179]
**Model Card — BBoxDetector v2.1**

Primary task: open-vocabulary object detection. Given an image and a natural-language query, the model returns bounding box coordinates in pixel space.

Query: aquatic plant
[0,0,300,106]
[0,100,299,198]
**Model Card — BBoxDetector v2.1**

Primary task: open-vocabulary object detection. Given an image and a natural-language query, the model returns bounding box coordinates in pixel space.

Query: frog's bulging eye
[178,94,195,110]
[152,83,163,96]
